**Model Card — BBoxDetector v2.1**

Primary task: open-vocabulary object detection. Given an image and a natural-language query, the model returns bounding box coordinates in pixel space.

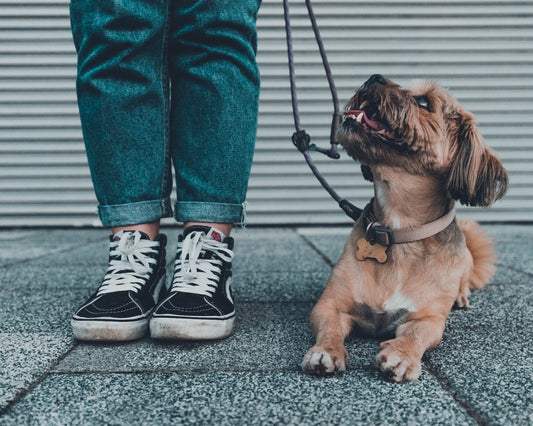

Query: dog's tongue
[344,110,384,131]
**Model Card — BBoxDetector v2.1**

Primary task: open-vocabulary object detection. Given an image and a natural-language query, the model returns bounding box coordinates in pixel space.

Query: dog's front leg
[302,300,354,376]
[375,313,447,382]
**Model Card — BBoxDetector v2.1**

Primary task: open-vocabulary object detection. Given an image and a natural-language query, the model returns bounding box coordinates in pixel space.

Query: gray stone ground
[0,225,531,425]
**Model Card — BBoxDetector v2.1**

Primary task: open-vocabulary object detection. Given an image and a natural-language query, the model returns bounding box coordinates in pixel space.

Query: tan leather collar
[361,199,456,246]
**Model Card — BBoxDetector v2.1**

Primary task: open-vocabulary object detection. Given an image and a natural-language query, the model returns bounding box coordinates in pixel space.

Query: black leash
[282,0,362,221]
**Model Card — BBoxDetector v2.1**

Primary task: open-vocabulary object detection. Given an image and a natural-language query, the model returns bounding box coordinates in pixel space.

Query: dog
[301,74,508,382]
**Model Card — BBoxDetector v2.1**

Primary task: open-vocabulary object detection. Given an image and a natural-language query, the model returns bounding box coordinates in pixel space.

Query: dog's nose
[367,74,387,85]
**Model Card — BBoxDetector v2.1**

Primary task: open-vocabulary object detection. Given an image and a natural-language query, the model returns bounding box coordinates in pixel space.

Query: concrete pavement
[0,225,531,425]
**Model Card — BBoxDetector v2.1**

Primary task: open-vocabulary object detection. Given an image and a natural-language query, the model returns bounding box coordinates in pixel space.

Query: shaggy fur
[301,75,508,382]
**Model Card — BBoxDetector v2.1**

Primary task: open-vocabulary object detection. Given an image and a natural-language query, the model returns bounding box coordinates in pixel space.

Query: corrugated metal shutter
[1,0,532,226]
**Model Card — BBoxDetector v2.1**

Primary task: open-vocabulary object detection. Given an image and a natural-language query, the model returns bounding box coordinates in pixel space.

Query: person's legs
[150,0,261,340]
[70,0,171,341]
[169,0,261,226]
[71,0,173,228]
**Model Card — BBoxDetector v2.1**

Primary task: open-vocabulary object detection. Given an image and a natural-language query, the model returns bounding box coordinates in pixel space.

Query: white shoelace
[97,231,160,295]
[171,230,234,297]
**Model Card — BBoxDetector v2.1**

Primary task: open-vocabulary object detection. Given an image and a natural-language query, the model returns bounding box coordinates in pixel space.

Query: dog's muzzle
[344,110,385,131]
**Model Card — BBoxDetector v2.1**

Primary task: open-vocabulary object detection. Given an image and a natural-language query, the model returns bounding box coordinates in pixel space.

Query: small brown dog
[302,74,508,382]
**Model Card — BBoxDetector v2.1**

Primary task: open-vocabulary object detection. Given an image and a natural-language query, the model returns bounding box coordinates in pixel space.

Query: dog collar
[361,199,456,247]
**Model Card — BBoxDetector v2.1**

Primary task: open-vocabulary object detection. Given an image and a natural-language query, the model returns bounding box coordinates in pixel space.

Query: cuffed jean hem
[175,201,246,225]
[98,198,173,227]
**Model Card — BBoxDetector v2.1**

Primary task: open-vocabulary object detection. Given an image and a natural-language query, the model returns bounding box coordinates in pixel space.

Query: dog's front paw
[302,346,348,376]
[375,340,421,382]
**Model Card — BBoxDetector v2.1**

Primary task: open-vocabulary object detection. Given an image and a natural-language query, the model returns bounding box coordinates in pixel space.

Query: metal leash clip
[365,222,394,247]
[308,113,342,159]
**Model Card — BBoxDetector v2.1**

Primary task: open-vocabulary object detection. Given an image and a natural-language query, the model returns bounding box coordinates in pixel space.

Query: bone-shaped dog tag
[356,238,388,263]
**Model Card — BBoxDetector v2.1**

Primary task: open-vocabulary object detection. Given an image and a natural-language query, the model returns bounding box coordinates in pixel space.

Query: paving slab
[233,232,330,274]
[424,284,533,425]
[54,302,379,374]
[444,281,533,330]
[0,371,475,426]
[297,227,351,265]
[232,269,330,302]
[492,242,533,276]
[0,288,87,333]
[425,329,533,426]
[485,224,533,241]
[0,333,73,411]
[0,255,105,293]
[0,229,108,267]
[0,226,530,425]
[490,265,533,286]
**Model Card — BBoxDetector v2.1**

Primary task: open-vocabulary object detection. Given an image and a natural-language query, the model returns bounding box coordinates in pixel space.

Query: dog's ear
[445,114,508,207]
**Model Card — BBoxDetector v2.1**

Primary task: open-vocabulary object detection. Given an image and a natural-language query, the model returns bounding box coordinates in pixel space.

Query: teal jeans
[70,0,261,227]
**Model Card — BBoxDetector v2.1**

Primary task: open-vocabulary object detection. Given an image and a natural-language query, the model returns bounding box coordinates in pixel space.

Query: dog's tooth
[378,129,387,134]
[356,112,364,123]
[360,101,368,109]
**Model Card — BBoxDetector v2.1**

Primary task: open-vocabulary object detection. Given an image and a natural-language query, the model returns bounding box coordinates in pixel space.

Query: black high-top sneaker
[150,226,235,340]
[71,230,167,341]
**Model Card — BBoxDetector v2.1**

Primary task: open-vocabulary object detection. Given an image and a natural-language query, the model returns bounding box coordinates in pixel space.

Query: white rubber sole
[71,317,149,342]
[149,316,235,340]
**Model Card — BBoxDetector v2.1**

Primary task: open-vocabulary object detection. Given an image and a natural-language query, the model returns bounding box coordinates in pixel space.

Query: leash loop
[283,0,363,221]
[292,130,311,153]
[283,0,338,150]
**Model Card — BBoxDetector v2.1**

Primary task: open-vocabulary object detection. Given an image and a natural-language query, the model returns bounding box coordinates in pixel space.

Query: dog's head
[338,74,508,207]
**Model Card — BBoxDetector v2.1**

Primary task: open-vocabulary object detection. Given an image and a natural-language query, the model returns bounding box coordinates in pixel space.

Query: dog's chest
[354,291,415,336]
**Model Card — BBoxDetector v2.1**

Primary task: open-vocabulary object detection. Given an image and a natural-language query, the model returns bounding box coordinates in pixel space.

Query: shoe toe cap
[154,293,221,317]
[74,293,147,319]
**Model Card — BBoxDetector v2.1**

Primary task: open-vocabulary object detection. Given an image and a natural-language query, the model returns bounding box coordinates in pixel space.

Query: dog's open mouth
[343,109,388,134]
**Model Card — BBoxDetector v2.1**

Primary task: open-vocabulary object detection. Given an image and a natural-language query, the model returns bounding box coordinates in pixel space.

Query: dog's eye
[415,96,430,110]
